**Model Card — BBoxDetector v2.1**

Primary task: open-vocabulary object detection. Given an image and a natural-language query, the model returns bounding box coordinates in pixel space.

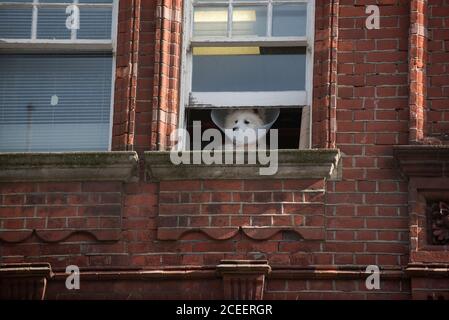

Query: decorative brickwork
[157,179,326,241]
[113,0,142,151]
[151,0,183,151]
[0,181,123,246]
[312,0,339,149]
[409,0,428,143]
[427,0,449,138]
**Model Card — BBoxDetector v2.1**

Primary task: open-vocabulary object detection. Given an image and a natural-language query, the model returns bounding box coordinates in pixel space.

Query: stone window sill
[144,149,341,181]
[0,152,138,182]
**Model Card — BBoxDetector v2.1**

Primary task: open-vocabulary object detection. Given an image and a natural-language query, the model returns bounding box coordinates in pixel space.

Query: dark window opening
[186,108,302,150]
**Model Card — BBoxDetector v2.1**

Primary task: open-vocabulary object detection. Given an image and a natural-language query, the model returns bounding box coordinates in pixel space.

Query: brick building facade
[1,0,449,300]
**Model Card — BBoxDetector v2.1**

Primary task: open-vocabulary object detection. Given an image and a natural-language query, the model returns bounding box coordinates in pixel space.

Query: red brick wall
[0,182,125,268]
[332,0,410,267]
[411,278,449,300]
[265,278,411,300]
[1,0,449,300]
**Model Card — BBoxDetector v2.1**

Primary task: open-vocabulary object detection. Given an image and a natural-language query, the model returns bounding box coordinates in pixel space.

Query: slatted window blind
[0,0,115,151]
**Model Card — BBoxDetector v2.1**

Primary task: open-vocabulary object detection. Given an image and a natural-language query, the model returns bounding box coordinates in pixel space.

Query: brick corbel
[393,145,449,178]
[217,260,271,300]
[0,263,53,300]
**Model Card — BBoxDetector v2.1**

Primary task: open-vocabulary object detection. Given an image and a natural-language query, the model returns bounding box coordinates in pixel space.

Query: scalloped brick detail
[242,227,324,241]
[157,227,324,241]
[0,229,121,243]
[157,228,240,241]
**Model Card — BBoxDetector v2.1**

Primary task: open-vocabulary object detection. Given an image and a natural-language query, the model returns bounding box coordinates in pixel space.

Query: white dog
[223,109,266,150]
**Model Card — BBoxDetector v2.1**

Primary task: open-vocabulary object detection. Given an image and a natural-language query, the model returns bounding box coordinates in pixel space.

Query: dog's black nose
[233,127,238,132]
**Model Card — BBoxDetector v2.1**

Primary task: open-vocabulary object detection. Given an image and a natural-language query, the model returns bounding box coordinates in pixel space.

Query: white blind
[0,0,115,152]
[0,53,113,151]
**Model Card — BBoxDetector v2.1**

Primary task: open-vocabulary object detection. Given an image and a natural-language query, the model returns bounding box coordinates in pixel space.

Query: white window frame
[0,0,118,151]
[179,0,315,149]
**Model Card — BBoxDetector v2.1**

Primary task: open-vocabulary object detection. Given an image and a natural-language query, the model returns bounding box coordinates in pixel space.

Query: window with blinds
[0,0,116,151]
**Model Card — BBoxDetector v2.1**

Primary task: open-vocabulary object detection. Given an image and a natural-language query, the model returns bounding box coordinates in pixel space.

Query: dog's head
[222,109,266,146]
[224,109,266,132]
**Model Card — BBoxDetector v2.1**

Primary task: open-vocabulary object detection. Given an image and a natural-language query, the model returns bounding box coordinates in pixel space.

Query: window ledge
[144,149,340,181]
[0,152,138,182]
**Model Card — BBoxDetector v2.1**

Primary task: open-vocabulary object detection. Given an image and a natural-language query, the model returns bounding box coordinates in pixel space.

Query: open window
[0,0,117,151]
[179,0,314,150]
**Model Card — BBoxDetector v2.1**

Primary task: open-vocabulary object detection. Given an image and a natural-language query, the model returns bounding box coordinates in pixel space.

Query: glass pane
[36,0,113,2]
[272,4,307,37]
[78,0,113,3]
[193,6,228,37]
[0,0,32,2]
[78,7,112,39]
[194,0,229,2]
[39,0,74,3]
[37,8,71,39]
[192,47,306,92]
[0,8,32,39]
[232,6,267,37]
[0,54,113,152]
[39,0,113,2]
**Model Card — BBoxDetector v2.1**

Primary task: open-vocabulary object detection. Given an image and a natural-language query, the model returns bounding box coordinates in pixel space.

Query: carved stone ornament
[429,201,449,245]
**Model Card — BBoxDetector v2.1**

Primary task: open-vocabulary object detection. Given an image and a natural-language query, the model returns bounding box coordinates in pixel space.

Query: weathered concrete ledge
[144,149,340,181]
[0,152,139,182]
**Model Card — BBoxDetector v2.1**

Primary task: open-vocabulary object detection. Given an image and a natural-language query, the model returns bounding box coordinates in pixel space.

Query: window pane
[39,0,73,3]
[78,0,114,3]
[0,54,112,151]
[0,8,32,39]
[78,7,112,39]
[192,47,306,92]
[194,0,230,2]
[193,6,228,37]
[37,8,71,39]
[33,0,113,2]
[38,0,113,2]
[232,6,267,37]
[272,4,307,37]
